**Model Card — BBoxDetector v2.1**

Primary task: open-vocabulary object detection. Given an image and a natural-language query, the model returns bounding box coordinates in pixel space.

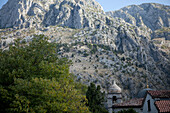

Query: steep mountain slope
[0,0,106,29]
[106,3,170,31]
[0,1,169,98]
[106,3,170,80]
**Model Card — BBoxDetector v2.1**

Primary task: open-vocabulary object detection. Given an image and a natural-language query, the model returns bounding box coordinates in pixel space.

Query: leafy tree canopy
[0,35,90,113]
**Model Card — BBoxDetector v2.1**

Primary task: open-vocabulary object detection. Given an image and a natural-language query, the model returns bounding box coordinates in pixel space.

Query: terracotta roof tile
[155,100,170,113]
[148,90,170,98]
[113,98,144,108]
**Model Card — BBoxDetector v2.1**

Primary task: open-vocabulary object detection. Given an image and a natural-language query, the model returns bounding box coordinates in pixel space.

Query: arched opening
[112,96,117,103]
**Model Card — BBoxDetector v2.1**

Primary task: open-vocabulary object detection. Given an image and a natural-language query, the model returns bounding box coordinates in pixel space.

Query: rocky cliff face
[106,3,170,31]
[0,1,170,98]
[0,0,106,29]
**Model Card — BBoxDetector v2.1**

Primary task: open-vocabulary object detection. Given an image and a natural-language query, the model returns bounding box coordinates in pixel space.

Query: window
[147,100,151,111]
[112,96,117,103]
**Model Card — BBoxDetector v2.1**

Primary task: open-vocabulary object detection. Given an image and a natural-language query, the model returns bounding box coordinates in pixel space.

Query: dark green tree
[0,35,90,113]
[117,108,138,113]
[86,83,108,113]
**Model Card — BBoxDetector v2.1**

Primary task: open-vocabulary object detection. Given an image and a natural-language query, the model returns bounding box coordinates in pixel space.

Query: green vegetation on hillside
[0,35,90,113]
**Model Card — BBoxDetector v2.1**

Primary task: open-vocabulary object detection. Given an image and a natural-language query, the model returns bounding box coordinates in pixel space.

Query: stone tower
[107,81,122,113]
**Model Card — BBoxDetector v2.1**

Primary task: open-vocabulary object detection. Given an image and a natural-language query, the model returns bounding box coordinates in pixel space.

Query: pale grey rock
[152,28,170,40]
[106,3,170,31]
[0,0,106,29]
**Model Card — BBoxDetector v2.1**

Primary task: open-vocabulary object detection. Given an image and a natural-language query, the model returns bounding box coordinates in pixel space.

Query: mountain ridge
[106,3,170,31]
[0,0,106,29]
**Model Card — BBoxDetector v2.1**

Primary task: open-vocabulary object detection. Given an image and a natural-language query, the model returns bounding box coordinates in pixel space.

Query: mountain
[0,0,106,29]
[0,1,169,98]
[106,3,170,72]
[106,3,170,31]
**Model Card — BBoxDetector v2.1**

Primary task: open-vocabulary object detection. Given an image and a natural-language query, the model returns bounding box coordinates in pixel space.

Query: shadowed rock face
[106,3,170,31]
[0,0,105,29]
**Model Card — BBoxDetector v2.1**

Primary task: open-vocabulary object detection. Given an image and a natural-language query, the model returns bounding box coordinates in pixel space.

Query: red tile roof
[155,100,170,113]
[147,90,170,98]
[113,98,144,108]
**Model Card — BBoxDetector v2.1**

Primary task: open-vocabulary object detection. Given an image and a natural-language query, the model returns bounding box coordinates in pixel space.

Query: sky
[0,0,170,11]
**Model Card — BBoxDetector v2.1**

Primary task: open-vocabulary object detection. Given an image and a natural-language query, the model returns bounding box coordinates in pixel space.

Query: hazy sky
[0,0,169,11]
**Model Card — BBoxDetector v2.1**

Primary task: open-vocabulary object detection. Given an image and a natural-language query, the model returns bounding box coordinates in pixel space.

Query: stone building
[142,90,170,113]
[113,98,144,113]
[107,81,122,113]
[107,82,170,113]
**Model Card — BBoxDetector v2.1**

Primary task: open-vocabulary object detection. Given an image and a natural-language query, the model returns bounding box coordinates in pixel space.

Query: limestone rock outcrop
[106,3,170,31]
[0,0,105,29]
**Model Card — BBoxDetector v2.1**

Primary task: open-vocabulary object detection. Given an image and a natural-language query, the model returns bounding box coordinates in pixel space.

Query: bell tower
[107,81,122,113]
